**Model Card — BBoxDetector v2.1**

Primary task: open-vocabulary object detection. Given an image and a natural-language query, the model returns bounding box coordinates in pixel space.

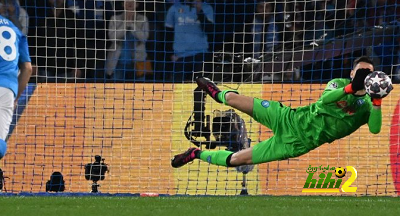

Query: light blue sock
[0,139,7,159]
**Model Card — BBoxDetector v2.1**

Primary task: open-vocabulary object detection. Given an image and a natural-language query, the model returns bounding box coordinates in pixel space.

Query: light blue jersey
[0,15,31,97]
[165,3,214,58]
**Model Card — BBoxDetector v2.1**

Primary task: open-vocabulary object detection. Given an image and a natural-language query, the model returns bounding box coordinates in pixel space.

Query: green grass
[1,196,399,216]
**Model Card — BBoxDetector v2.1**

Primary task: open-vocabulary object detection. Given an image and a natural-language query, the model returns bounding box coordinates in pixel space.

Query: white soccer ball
[364,71,393,99]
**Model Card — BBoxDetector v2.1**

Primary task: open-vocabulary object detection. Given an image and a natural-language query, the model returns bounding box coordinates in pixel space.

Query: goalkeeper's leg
[197,77,291,132]
[171,146,252,168]
[173,79,307,168]
[196,77,254,116]
[171,136,305,168]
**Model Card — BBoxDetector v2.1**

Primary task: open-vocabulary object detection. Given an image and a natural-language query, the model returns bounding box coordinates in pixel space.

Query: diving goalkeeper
[171,56,384,168]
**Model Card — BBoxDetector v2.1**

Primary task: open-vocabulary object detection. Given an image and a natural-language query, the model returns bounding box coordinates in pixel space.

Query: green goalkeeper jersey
[292,78,378,149]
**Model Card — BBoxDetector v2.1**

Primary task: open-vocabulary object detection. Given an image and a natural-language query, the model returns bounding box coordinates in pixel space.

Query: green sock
[217,90,238,105]
[199,150,234,167]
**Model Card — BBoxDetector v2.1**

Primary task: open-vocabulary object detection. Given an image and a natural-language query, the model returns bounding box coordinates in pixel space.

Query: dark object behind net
[46,171,65,192]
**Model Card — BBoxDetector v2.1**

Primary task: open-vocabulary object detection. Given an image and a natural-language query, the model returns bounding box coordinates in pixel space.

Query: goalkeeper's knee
[0,139,7,159]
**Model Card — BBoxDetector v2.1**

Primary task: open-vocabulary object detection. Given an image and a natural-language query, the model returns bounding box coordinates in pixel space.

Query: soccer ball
[335,167,346,178]
[364,71,393,98]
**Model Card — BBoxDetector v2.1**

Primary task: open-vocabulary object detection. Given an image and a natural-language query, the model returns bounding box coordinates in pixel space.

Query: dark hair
[353,56,374,68]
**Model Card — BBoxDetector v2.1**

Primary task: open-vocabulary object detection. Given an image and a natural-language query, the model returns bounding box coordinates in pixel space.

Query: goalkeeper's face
[350,62,374,80]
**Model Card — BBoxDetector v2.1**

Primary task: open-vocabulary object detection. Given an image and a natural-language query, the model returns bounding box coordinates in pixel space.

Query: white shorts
[0,87,14,140]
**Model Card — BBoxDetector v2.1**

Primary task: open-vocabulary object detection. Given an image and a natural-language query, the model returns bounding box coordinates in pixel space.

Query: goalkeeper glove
[371,98,382,107]
[344,68,372,94]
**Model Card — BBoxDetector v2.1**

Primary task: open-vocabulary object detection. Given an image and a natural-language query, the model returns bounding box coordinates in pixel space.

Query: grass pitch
[1,196,399,216]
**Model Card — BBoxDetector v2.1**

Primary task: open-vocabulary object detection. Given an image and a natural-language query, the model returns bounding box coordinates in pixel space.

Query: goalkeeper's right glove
[344,68,372,94]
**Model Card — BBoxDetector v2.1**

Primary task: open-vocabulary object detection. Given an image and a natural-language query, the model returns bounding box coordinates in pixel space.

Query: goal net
[1,0,399,196]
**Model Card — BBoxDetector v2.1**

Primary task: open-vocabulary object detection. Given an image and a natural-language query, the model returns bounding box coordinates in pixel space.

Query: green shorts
[251,98,309,164]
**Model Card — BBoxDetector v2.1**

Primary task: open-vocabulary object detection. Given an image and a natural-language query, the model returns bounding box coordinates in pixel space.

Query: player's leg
[196,77,289,130]
[224,93,254,116]
[192,129,308,167]
[171,136,294,168]
[171,100,307,168]
[0,139,6,159]
[196,77,254,116]
[171,147,246,168]
[0,87,14,159]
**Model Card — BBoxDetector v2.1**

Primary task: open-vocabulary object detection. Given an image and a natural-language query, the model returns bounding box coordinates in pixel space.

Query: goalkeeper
[171,56,384,168]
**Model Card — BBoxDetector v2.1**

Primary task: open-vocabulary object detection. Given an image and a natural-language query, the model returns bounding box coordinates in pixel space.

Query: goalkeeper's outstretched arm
[320,68,382,134]
[321,69,372,105]
[320,86,347,104]
[320,83,382,134]
[368,106,381,134]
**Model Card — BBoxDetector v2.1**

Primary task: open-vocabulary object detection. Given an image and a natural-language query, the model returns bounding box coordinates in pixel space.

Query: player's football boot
[171,147,200,168]
[196,77,223,103]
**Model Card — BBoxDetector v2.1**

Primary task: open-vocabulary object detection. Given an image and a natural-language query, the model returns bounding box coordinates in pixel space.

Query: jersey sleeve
[324,79,346,93]
[320,79,348,104]
[165,6,175,28]
[18,34,31,63]
[368,107,382,134]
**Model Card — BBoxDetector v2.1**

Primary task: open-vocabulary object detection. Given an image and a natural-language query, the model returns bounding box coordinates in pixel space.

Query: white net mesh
[0,0,399,195]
